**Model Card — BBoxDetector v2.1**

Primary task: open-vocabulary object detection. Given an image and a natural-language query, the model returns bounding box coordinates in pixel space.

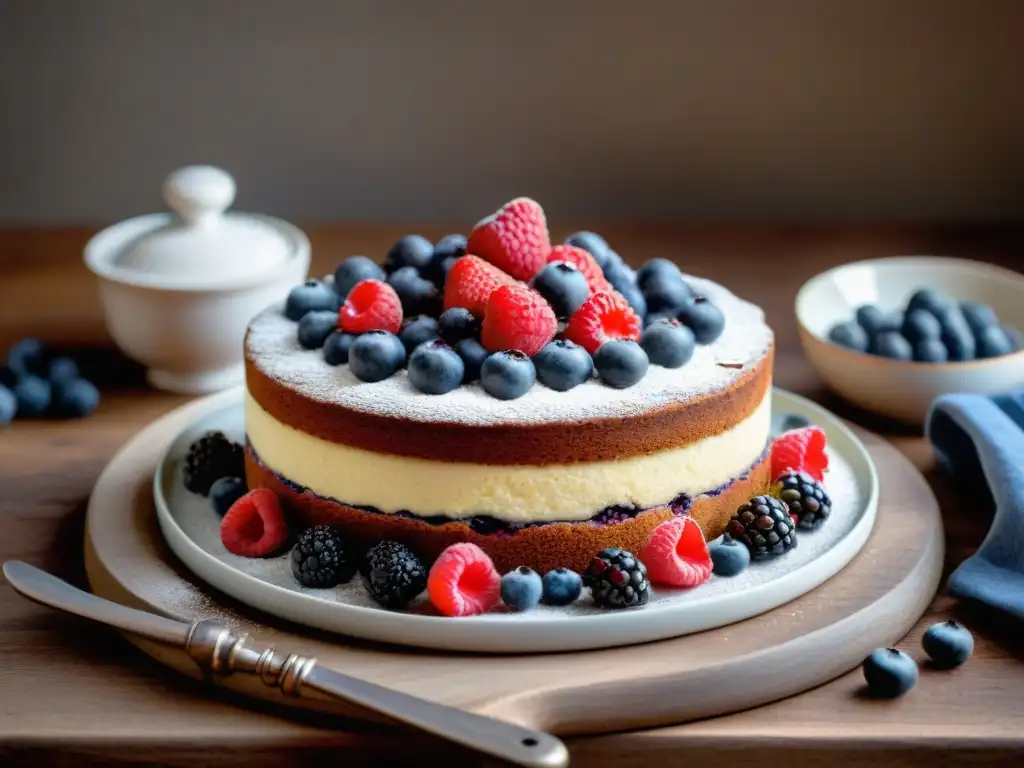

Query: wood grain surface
[2,225,1024,767]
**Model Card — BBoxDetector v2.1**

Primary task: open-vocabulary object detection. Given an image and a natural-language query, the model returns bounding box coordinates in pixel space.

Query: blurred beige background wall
[1,0,1022,225]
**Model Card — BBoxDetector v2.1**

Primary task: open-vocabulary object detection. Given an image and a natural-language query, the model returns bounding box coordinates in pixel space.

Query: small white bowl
[796,256,1024,424]
[85,166,310,394]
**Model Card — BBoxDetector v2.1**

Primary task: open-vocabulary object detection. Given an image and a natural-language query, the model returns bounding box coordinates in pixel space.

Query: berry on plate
[443,254,516,317]
[340,279,403,335]
[399,315,440,354]
[407,340,465,395]
[772,470,832,530]
[564,231,611,270]
[709,535,750,577]
[532,261,591,319]
[361,540,428,610]
[541,568,584,606]
[467,197,551,281]
[593,340,649,389]
[438,307,481,345]
[533,339,593,392]
[13,375,51,417]
[641,317,696,368]
[210,476,247,518]
[53,378,100,419]
[427,542,501,617]
[334,256,386,299]
[827,321,869,353]
[584,548,651,609]
[500,566,544,612]
[183,431,245,496]
[727,495,797,560]
[771,425,829,482]
[455,338,489,382]
[481,285,557,357]
[297,310,340,350]
[285,279,338,321]
[290,525,357,588]
[348,331,407,383]
[388,265,440,317]
[322,331,356,366]
[564,291,642,354]
[922,620,974,669]
[384,234,434,274]
[862,648,918,698]
[480,350,536,400]
[546,245,611,295]
[639,517,713,588]
[220,488,289,557]
[676,296,725,344]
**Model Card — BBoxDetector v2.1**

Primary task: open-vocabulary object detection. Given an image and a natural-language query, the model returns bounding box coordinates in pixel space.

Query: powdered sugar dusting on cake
[246,276,773,426]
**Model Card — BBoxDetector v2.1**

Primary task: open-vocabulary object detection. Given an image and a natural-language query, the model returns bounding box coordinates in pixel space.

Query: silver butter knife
[2,561,569,768]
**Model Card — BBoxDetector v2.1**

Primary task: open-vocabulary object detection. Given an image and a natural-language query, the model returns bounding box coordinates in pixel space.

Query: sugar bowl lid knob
[163,165,236,226]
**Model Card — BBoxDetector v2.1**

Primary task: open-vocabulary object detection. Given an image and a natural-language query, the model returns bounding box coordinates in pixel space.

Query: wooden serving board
[83,398,944,736]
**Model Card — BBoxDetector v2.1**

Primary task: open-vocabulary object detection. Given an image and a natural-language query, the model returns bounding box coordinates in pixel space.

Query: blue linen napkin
[926,388,1024,621]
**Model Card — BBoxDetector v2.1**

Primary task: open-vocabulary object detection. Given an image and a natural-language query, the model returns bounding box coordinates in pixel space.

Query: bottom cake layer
[245,447,772,575]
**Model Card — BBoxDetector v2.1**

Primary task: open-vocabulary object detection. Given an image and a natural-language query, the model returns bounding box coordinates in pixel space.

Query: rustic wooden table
[1,225,1023,767]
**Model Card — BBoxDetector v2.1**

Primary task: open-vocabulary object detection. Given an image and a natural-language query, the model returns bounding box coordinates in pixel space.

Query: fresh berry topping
[977,324,1015,358]
[480,350,536,400]
[443,254,516,317]
[361,540,428,609]
[611,276,647,319]
[827,321,869,352]
[936,305,975,361]
[407,340,465,395]
[0,386,15,427]
[563,292,642,354]
[334,256,386,299]
[959,300,998,336]
[13,375,51,417]
[541,568,584,606]
[641,318,696,368]
[500,566,543,612]
[772,471,832,530]
[871,330,913,360]
[290,525,357,588]
[583,548,651,609]
[636,259,683,293]
[47,356,80,386]
[727,495,798,560]
[183,431,245,496]
[438,307,481,345]
[425,234,468,286]
[532,261,591,319]
[771,425,829,482]
[348,331,406,383]
[593,340,649,389]
[427,543,501,617]
[285,279,338,321]
[641,269,693,315]
[322,331,356,366]
[467,197,551,281]
[564,231,611,269]
[639,517,713,588]
[922,620,974,669]
[906,288,953,319]
[643,312,674,328]
[340,279,403,335]
[547,245,611,295]
[384,234,434,273]
[399,315,440,354]
[533,339,593,392]
[481,285,558,356]
[210,476,247,518]
[297,310,340,350]
[676,296,725,344]
[220,489,288,557]
[455,338,489,382]
[862,648,918,698]
[6,338,47,376]
[709,534,750,577]
[52,378,100,419]
[388,265,441,316]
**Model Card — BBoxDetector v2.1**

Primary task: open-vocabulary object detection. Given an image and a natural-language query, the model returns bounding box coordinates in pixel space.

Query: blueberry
[348,331,406,382]
[901,308,942,345]
[643,312,674,329]
[0,386,15,426]
[605,260,645,316]
[636,258,683,293]
[862,648,918,698]
[936,305,976,361]
[480,350,536,400]
[399,315,440,354]
[425,234,467,285]
[209,477,247,518]
[438,307,481,345]
[47,356,80,386]
[285,279,338,321]
[500,566,544,612]
[532,262,590,318]
[541,568,584,606]
[297,310,340,350]
[779,413,812,432]
[533,339,593,391]
[676,296,725,344]
[52,378,100,418]
[880,311,905,334]
[564,231,611,270]
[976,324,1015,359]
[593,340,649,389]
[615,281,647,318]
[922,620,974,669]
[333,256,386,299]
[906,288,952,318]
[827,321,869,352]
[643,274,693,315]
[871,330,913,360]
[855,305,888,335]
[13,375,52,417]
[407,340,465,395]
[1002,323,1023,352]
[322,331,356,366]
[641,318,696,368]
[6,338,47,376]
[959,300,998,336]
[914,337,949,363]
[384,234,434,273]
[604,250,627,274]
[455,338,489,382]
[388,266,439,316]
[709,535,750,577]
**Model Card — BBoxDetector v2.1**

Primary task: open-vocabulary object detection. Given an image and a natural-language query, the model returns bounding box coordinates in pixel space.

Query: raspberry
[467,197,551,281]
[548,245,611,295]
[443,255,516,318]
[481,284,558,357]
[220,489,289,557]
[339,279,403,335]
[563,292,642,354]
[771,425,829,482]
[427,543,501,617]
[639,517,713,588]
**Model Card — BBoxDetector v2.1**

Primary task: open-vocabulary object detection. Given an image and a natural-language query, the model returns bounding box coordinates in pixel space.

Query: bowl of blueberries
[796,256,1024,424]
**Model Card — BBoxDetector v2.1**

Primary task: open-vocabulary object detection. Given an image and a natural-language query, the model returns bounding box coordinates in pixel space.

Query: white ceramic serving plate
[153,387,877,654]
[796,256,1024,424]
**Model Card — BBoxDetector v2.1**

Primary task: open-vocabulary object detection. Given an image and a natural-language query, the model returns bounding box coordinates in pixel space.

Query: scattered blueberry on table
[922,620,974,669]
[862,648,919,698]
[0,338,101,425]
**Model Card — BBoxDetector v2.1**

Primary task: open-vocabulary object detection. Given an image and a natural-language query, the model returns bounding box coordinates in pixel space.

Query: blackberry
[583,548,651,609]
[772,471,832,530]
[183,431,245,496]
[360,540,428,610]
[727,495,797,560]
[290,525,357,588]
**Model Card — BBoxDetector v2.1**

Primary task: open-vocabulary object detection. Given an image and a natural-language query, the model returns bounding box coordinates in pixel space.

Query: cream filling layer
[245,391,771,523]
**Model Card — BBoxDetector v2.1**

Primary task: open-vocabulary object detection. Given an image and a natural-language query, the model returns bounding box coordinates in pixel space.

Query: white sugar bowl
[85,166,310,394]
